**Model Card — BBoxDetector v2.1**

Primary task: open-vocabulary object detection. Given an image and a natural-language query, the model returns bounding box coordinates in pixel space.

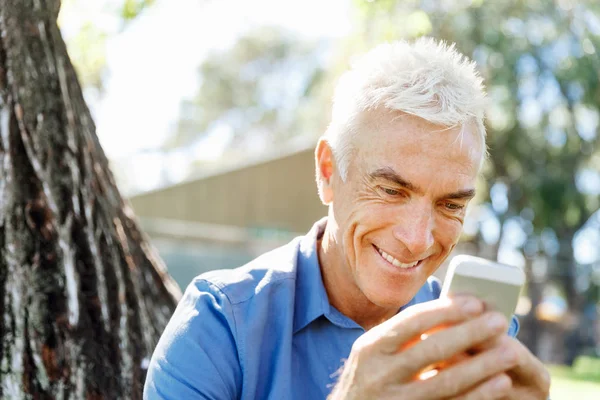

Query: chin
[355,253,431,308]
[360,279,421,310]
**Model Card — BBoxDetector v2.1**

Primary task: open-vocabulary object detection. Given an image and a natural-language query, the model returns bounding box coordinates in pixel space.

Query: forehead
[354,110,483,176]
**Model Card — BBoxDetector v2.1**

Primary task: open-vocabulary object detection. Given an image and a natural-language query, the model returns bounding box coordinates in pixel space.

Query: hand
[472,335,550,400]
[328,296,521,400]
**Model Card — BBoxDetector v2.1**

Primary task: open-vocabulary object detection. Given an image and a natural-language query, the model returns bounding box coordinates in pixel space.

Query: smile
[374,245,421,269]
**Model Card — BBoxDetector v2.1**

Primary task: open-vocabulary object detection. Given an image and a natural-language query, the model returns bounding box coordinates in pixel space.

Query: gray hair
[325,37,488,180]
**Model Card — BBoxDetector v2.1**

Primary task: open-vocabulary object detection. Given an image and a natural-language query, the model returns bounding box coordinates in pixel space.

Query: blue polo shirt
[144,218,519,399]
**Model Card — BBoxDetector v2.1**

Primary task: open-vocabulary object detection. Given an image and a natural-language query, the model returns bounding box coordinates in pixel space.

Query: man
[144,38,551,399]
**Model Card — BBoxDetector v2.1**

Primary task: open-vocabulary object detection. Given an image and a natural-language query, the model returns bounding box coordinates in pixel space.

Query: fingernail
[487,313,507,331]
[460,298,482,315]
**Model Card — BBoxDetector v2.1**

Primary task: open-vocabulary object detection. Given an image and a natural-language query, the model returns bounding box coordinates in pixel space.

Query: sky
[59,0,352,192]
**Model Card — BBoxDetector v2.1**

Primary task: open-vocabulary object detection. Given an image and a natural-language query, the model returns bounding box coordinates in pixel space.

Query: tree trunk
[520,256,543,359]
[0,0,181,398]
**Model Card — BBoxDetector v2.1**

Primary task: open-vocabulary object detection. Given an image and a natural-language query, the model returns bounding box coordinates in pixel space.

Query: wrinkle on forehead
[350,109,483,183]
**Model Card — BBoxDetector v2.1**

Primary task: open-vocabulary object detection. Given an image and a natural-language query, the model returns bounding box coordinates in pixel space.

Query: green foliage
[121,0,155,21]
[573,356,600,381]
[168,26,329,151]
[548,357,600,383]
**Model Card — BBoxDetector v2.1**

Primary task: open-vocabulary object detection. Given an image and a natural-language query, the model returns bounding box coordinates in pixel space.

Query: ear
[315,137,334,205]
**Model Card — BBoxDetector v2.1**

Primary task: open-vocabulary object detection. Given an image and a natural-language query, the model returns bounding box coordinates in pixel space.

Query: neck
[317,223,397,331]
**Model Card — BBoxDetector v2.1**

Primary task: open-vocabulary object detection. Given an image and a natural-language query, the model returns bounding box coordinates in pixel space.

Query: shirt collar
[293,217,330,334]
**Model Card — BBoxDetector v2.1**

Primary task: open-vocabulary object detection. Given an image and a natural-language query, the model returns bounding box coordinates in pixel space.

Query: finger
[504,338,551,394]
[471,332,507,352]
[454,373,512,400]
[433,351,470,371]
[416,314,506,356]
[402,343,518,399]
[392,312,508,377]
[436,335,506,371]
[374,296,484,354]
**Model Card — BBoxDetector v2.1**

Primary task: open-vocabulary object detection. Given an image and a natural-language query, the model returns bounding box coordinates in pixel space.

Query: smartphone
[440,255,526,321]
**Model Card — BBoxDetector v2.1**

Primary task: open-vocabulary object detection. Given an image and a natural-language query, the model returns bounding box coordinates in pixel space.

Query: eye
[378,186,405,197]
[383,187,400,196]
[378,186,409,199]
[444,202,465,212]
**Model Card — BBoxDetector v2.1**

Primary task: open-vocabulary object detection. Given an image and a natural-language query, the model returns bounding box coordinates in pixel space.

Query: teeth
[378,248,418,269]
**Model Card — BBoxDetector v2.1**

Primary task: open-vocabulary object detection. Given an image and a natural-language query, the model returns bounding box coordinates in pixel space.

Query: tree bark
[0,0,181,398]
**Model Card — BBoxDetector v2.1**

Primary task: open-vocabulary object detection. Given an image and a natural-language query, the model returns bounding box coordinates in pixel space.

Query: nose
[392,204,435,257]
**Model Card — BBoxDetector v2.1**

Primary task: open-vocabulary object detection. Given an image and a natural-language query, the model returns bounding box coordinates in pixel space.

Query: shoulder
[195,236,302,305]
[145,274,243,399]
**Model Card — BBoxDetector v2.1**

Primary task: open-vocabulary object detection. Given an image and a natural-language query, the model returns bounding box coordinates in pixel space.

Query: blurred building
[128,142,327,289]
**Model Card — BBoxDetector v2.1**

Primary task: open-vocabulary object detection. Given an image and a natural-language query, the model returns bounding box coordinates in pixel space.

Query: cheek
[434,218,464,248]
[347,203,391,243]
[361,199,398,220]
[340,202,385,257]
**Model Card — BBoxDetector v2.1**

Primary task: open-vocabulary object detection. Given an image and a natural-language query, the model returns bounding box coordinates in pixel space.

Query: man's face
[324,110,483,310]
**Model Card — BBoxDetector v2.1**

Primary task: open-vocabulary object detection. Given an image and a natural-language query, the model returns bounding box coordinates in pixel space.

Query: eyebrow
[442,189,476,200]
[368,167,476,201]
[369,167,420,192]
